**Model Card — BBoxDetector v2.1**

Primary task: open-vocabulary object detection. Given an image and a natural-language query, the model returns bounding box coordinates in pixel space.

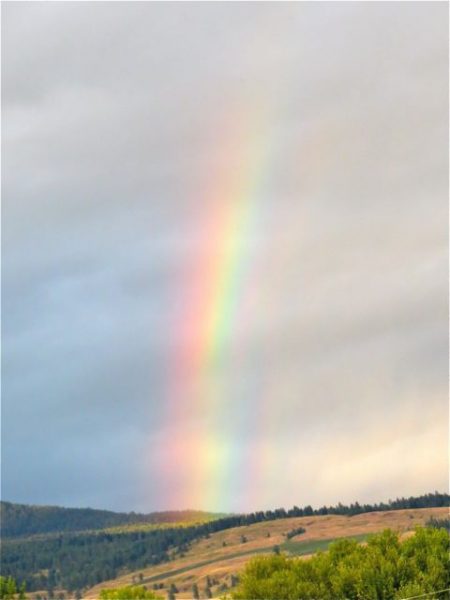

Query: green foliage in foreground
[232,527,449,600]
[99,585,161,599]
[0,577,25,600]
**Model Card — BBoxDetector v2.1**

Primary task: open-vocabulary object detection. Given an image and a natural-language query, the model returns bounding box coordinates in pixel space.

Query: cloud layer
[2,2,448,512]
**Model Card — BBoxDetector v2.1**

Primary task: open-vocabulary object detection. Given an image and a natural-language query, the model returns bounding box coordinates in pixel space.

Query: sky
[2,2,448,514]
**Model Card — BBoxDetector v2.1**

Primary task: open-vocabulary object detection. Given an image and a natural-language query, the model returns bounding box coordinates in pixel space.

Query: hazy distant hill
[0,500,225,537]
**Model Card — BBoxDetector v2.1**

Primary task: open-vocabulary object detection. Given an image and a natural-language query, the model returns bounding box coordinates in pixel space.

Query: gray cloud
[2,2,448,512]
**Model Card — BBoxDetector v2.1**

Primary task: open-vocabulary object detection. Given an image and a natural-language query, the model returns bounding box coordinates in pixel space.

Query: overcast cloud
[2,2,448,512]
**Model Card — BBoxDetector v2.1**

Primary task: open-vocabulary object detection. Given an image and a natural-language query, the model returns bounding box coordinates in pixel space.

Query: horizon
[2,2,448,513]
[2,489,448,518]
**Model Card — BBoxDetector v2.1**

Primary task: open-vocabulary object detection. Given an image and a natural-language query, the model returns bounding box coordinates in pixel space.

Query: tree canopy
[232,527,450,600]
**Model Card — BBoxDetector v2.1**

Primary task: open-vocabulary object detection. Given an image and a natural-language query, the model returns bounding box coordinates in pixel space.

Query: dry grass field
[84,506,448,599]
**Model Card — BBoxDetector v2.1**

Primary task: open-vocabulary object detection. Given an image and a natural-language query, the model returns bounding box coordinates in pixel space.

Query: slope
[85,506,449,599]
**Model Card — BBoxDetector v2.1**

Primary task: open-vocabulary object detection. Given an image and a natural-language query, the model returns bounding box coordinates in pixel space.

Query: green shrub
[232,527,449,599]
[285,527,306,540]
[0,577,25,600]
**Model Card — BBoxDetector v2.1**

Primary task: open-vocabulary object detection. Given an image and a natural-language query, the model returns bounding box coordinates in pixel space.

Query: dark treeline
[0,501,222,538]
[202,491,450,531]
[285,527,306,540]
[1,492,448,594]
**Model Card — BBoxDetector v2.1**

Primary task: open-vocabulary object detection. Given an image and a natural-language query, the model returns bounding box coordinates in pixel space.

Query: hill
[85,507,449,599]
[2,492,448,597]
[0,501,225,538]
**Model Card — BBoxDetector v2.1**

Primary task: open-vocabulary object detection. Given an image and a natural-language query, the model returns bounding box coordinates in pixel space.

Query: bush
[285,527,306,540]
[0,577,25,600]
[232,527,450,599]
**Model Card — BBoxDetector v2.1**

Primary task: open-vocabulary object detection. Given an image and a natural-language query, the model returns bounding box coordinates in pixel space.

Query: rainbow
[158,104,276,511]
[149,48,336,509]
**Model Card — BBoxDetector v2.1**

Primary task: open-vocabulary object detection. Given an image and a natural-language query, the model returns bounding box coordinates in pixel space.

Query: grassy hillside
[85,507,449,599]
[0,501,225,538]
[3,493,448,597]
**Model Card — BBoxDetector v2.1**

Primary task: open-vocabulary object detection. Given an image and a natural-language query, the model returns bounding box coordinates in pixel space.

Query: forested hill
[1,492,448,593]
[2,492,449,539]
[0,501,224,538]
